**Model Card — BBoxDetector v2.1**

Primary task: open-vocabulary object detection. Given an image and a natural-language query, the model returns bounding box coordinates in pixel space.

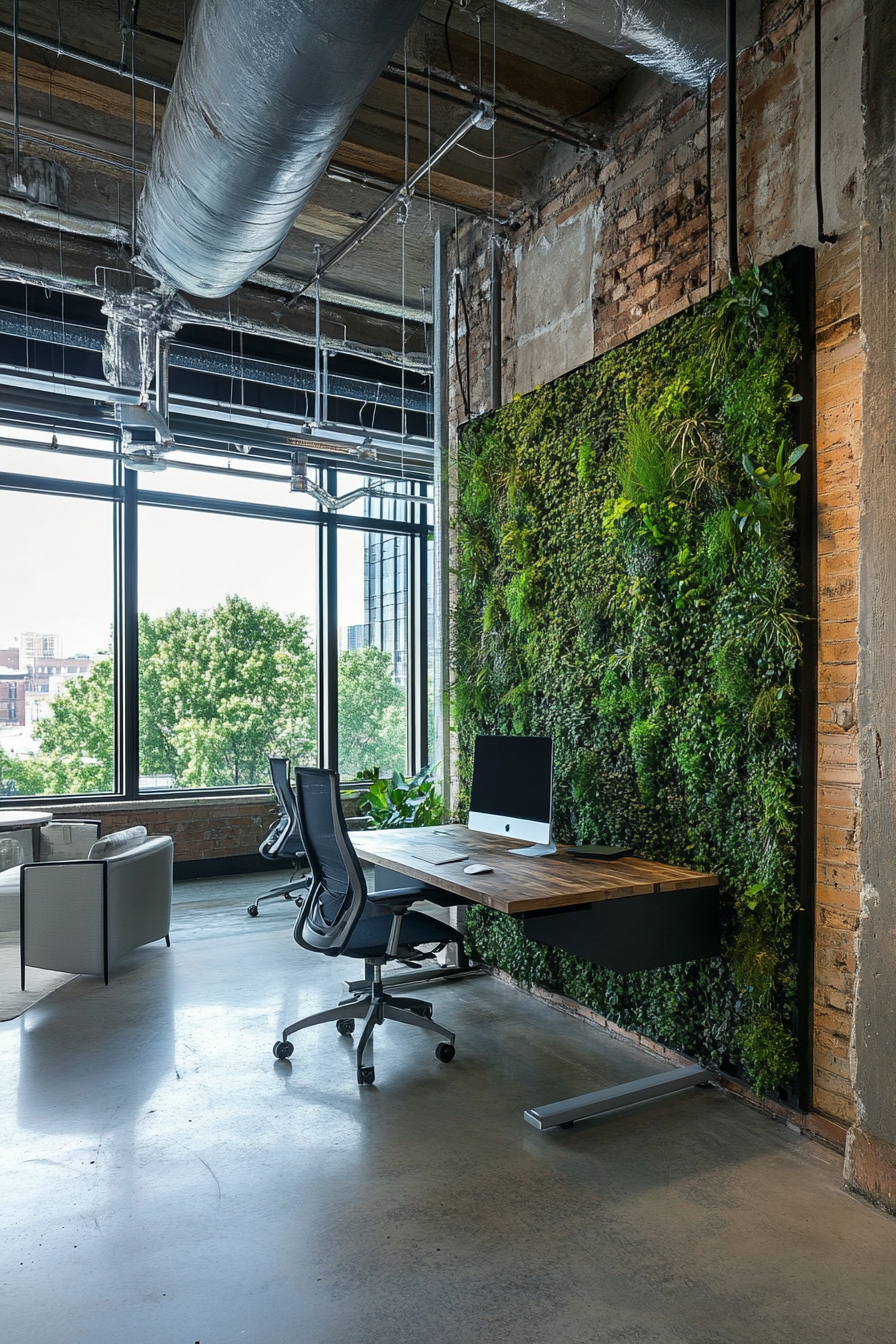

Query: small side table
[0,810,53,864]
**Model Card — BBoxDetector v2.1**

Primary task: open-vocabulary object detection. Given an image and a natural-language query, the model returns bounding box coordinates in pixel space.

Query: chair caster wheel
[358,1066,375,1085]
[248,905,259,916]
[273,1040,293,1060]
[559,1121,575,1129]
[435,1043,455,1063]
[410,1003,433,1018]
[336,1019,355,1036]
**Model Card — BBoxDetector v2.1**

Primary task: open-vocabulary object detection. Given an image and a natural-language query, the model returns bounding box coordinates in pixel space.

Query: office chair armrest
[292,881,317,945]
[367,886,431,915]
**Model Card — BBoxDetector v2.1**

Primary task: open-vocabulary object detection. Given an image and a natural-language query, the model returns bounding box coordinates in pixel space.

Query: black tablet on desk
[567,845,633,861]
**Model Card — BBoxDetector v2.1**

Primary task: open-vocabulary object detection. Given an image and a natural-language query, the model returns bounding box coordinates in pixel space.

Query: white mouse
[464,863,493,875]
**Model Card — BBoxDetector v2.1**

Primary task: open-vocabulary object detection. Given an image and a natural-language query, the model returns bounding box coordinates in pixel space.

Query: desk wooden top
[351,825,718,916]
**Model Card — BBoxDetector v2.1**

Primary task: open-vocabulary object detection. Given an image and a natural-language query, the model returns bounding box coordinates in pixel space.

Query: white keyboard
[405,843,470,865]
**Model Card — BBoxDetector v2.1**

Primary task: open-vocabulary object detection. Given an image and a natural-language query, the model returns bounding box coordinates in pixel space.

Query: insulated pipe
[137,0,427,298]
[496,0,760,88]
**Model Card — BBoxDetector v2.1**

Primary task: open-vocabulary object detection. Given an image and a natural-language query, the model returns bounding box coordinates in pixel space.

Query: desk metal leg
[523,1063,716,1130]
[31,824,42,863]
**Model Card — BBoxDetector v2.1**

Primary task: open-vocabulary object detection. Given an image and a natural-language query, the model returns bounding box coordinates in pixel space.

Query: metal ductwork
[497,0,760,88]
[137,0,427,298]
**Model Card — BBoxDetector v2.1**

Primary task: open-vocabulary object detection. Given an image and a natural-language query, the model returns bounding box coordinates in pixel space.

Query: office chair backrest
[292,767,368,955]
[261,756,305,860]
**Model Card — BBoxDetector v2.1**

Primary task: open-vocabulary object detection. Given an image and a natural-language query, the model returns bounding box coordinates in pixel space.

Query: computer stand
[508,839,557,857]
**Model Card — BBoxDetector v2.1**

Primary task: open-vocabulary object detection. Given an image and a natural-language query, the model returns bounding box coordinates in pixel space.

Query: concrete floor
[2,874,895,1344]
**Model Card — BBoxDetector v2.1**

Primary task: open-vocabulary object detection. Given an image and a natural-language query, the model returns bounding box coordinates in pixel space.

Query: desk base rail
[524,1063,716,1130]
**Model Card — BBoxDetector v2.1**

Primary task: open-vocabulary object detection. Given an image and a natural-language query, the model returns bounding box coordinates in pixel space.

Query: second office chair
[273,766,463,1085]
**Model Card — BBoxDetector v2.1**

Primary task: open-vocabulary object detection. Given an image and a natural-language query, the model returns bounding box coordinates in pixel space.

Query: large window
[0,471,115,797]
[138,507,318,789]
[338,528,408,779]
[0,433,430,801]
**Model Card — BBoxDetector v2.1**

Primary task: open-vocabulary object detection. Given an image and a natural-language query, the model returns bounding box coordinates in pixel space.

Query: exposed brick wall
[36,791,368,866]
[447,0,866,1125]
[44,795,280,865]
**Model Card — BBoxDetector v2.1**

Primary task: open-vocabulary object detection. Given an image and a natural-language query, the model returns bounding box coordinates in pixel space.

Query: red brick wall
[41,791,367,866]
[45,795,280,865]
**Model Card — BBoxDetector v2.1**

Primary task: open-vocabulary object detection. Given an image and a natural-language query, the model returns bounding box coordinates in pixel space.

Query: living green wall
[454,264,807,1096]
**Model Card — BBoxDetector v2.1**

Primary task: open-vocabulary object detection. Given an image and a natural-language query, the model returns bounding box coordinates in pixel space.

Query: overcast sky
[0,433,369,659]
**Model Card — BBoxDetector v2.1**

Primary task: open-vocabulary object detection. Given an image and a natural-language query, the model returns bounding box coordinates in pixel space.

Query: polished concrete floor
[2,874,895,1344]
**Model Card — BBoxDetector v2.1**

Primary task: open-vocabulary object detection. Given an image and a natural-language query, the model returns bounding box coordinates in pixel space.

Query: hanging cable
[314,242,322,425]
[458,138,548,160]
[10,0,26,197]
[725,0,739,277]
[427,65,432,222]
[130,27,137,259]
[490,0,501,412]
[815,0,837,244]
[454,266,471,419]
[400,208,408,446]
[706,78,713,296]
[401,37,410,465]
[476,12,483,91]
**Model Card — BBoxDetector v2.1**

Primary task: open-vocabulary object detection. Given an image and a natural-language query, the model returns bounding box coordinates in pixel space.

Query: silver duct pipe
[138,0,426,298]
[497,0,760,88]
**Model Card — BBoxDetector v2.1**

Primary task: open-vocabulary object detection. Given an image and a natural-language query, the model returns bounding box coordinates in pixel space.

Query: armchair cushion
[87,826,147,860]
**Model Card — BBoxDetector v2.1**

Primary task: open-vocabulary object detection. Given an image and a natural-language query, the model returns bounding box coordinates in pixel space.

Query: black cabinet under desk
[522,886,723,974]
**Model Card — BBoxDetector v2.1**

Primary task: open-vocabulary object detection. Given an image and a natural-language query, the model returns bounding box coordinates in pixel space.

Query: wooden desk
[353,824,721,1129]
[353,824,717,915]
[353,824,721,974]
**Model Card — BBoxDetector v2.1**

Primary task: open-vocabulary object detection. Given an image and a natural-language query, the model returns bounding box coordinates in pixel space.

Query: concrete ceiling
[0,0,642,353]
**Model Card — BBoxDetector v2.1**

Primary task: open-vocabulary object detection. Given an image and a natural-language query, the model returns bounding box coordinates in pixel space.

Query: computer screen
[468,735,554,853]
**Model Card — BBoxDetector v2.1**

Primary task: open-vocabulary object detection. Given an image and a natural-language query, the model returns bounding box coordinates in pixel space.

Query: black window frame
[0,458,431,805]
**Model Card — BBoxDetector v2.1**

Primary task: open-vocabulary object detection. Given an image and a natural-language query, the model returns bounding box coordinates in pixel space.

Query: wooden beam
[334,139,518,215]
[0,49,159,129]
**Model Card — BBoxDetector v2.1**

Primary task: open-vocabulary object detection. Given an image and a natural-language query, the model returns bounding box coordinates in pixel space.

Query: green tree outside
[32,657,115,793]
[139,595,317,787]
[337,644,406,778]
[0,742,50,797]
[1,597,408,795]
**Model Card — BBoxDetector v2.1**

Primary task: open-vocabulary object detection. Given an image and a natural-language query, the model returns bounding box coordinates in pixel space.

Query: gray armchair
[8,827,174,988]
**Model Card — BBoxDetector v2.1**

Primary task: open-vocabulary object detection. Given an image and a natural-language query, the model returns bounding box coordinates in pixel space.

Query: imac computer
[468,734,555,857]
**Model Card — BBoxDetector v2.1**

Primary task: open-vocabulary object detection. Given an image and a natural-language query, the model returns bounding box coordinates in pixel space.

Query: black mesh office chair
[248,756,311,917]
[273,766,462,1085]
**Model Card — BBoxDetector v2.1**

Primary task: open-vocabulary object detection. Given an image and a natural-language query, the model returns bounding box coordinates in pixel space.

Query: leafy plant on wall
[453,263,806,1097]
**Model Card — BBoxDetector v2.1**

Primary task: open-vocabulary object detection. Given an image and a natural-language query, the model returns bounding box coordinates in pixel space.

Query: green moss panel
[454,264,806,1097]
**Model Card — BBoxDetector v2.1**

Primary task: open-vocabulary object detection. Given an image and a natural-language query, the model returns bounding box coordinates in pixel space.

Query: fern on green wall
[453,263,806,1097]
